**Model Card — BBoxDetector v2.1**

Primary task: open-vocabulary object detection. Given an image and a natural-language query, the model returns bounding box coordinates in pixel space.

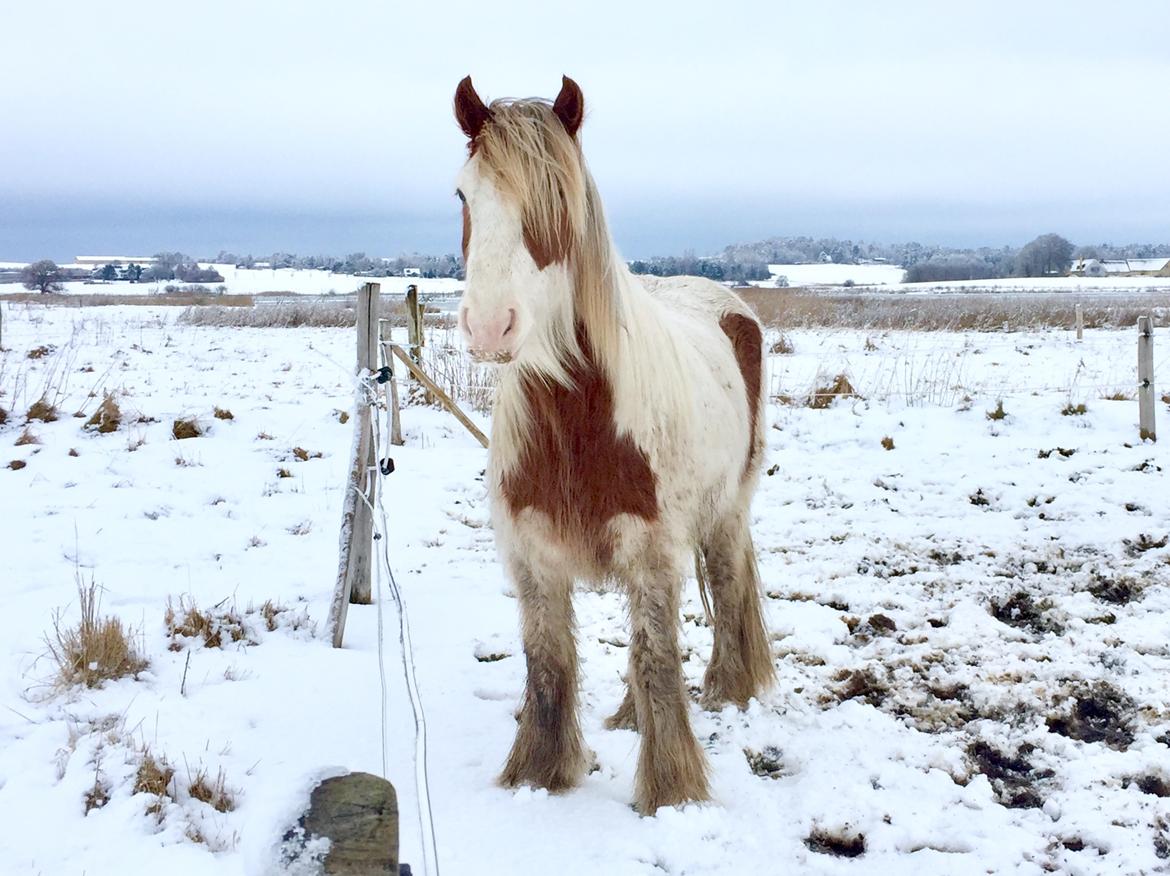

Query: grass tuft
[8,459,27,470]
[808,373,857,409]
[26,344,55,359]
[165,596,251,650]
[187,765,237,812]
[1061,402,1087,416]
[134,748,175,818]
[213,407,234,420]
[986,400,1007,420]
[26,397,58,422]
[46,576,149,688]
[84,394,122,434]
[172,418,203,440]
[880,436,895,451]
[769,333,794,355]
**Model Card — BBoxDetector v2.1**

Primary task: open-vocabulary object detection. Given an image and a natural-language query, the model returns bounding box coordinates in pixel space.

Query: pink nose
[460,306,518,360]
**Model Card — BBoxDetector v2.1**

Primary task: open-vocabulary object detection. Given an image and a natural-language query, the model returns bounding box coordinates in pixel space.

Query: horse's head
[453,76,589,368]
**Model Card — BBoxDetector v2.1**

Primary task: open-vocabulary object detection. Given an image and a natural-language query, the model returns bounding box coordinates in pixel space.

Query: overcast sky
[2,0,1167,261]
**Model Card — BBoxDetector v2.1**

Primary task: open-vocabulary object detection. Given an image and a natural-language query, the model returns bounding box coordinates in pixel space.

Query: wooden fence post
[379,319,404,447]
[1138,315,1156,442]
[406,284,424,366]
[329,283,379,647]
[1075,304,1083,341]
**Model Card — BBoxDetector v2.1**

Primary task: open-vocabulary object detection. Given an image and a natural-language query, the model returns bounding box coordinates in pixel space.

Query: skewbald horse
[454,75,774,814]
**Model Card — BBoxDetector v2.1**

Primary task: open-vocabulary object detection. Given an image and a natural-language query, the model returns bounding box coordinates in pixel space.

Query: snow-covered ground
[1,302,1168,874]
[759,263,1170,294]
[768,264,908,287]
[1,263,462,300]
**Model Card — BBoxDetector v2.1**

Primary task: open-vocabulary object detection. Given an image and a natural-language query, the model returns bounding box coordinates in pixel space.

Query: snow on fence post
[378,320,405,447]
[329,282,380,647]
[1075,304,1083,341]
[1138,315,1156,442]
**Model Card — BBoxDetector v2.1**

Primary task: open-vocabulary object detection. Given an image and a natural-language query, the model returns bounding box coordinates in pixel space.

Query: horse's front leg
[624,553,710,814]
[499,557,588,793]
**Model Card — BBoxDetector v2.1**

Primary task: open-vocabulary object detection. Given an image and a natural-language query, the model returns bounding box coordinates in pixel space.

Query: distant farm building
[1070,257,1170,277]
[403,267,422,277]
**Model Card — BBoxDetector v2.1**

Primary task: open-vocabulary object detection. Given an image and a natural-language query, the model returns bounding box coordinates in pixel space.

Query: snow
[1,302,1168,874]
[767,264,908,287]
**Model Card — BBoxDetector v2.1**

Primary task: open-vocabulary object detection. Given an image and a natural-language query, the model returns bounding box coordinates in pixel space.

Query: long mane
[474,98,621,376]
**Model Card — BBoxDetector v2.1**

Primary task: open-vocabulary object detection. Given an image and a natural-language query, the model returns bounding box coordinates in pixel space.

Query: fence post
[406,284,423,366]
[1075,304,1083,341]
[379,319,405,446]
[329,283,379,647]
[1138,315,1156,442]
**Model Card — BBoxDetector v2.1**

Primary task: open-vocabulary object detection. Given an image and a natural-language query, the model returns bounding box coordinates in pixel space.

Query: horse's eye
[456,189,466,203]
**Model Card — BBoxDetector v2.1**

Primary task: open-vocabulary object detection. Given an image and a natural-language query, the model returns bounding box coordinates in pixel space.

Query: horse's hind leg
[700,510,775,710]
[499,557,588,792]
[625,551,709,814]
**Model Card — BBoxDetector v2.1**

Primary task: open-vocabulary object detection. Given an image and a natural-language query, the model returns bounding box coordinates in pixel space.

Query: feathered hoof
[605,689,638,731]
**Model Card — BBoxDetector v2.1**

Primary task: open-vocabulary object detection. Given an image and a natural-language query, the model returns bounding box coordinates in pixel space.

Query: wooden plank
[405,284,423,364]
[378,321,404,447]
[390,344,489,449]
[329,283,380,647]
[1138,315,1156,442]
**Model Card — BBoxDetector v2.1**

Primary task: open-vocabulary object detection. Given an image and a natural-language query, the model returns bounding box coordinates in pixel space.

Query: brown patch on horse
[522,209,572,270]
[502,327,658,561]
[461,202,471,261]
[719,312,763,472]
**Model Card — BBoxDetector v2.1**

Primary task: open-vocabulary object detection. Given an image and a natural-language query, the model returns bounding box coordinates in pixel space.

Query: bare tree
[21,260,64,294]
[1016,234,1074,278]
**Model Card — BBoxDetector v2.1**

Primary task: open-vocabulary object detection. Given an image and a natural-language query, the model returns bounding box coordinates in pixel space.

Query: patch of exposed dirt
[1046,681,1136,750]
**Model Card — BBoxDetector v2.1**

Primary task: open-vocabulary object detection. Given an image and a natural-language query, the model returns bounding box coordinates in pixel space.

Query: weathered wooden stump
[284,772,398,874]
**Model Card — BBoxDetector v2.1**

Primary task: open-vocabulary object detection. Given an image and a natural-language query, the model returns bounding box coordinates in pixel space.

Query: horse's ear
[552,75,584,138]
[454,76,491,141]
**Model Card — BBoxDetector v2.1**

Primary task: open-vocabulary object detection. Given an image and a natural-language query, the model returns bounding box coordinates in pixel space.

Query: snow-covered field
[2,263,463,300]
[760,263,1170,295]
[2,302,1169,875]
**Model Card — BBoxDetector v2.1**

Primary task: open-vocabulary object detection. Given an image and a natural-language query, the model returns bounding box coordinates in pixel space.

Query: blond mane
[474,98,620,370]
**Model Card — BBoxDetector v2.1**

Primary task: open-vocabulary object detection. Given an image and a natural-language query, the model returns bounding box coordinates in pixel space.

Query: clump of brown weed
[187,764,237,812]
[15,427,39,446]
[26,397,58,423]
[808,373,857,409]
[880,436,895,451]
[769,333,794,355]
[986,400,1008,420]
[134,748,176,818]
[165,596,252,650]
[213,407,234,420]
[85,394,122,434]
[46,576,149,688]
[172,418,204,440]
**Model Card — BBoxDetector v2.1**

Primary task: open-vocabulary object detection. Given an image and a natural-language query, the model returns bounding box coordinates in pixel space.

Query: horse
[453,75,774,815]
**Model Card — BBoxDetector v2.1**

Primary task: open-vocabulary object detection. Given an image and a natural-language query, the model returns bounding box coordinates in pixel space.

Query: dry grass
[26,397,58,422]
[334,408,350,424]
[0,292,254,307]
[212,406,234,420]
[186,765,237,813]
[46,576,149,689]
[26,344,55,359]
[15,427,40,446]
[8,459,27,470]
[737,287,1170,332]
[808,373,857,409]
[0,405,8,426]
[172,417,203,440]
[881,436,895,451]
[986,400,1008,421]
[84,394,122,433]
[291,446,322,461]
[251,599,314,634]
[165,596,251,650]
[276,466,292,478]
[134,748,176,818]
[769,333,795,355]
[1061,402,1088,416]
[176,296,454,329]
[1102,390,1135,401]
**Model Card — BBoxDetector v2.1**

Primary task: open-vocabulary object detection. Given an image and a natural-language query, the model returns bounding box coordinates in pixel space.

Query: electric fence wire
[353,368,441,876]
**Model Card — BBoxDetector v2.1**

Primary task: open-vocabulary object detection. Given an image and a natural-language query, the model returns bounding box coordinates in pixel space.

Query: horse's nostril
[502,309,517,337]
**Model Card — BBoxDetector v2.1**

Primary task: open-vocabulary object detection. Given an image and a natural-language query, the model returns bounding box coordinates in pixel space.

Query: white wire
[354,368,441,876]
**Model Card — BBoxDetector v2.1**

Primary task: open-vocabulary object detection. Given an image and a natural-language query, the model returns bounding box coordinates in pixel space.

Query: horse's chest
[499,368,658,550]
